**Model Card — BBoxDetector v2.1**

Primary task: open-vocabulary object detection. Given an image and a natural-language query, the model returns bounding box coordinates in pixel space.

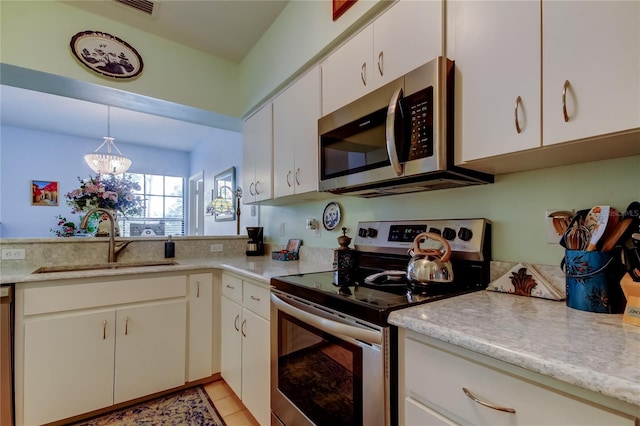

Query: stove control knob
[442,227,457,241]
[428,227,441,235]
[367,228,378,238]
[458,227,473,241]
[358,228,368,238]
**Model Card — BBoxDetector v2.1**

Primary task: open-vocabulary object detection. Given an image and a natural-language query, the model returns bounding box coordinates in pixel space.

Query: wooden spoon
[600,218,632,252]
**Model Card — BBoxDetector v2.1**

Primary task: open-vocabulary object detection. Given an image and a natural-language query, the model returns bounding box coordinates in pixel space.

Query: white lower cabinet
[220,272,270,426]
[16,273,191,425]
[400,330,637,426]
[187,272,215,382]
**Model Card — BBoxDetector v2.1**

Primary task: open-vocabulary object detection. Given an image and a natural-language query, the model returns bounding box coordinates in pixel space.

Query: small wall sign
[70,30,143,79]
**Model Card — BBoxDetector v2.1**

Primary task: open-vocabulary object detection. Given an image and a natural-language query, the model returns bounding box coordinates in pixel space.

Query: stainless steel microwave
[318,57,493,197]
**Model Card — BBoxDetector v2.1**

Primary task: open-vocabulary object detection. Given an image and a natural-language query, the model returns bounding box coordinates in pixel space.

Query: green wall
[260,156,640,265]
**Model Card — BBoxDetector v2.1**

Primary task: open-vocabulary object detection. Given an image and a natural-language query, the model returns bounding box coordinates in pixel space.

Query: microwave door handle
[386,87,404,176]
[270,292,382,345]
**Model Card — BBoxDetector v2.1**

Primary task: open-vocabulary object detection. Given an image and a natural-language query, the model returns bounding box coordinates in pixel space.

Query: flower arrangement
[65,174,144,217]
[50,214,98,237]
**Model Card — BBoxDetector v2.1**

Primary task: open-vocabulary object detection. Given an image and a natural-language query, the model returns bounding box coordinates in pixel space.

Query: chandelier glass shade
[84,107,132,175]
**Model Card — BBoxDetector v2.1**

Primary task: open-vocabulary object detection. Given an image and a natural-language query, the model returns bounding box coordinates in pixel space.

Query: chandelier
[84,106,132,175]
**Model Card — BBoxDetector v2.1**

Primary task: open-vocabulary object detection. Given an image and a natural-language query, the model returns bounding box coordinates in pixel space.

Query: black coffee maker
[246,227,264,256]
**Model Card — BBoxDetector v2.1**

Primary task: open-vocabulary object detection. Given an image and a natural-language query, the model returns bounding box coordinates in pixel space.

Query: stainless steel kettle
[406,232,454,284]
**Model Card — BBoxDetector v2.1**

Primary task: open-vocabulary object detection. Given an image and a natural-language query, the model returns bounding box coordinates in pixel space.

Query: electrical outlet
[210,243,223,252]
[279,222,285,236]
[2,249,26,260]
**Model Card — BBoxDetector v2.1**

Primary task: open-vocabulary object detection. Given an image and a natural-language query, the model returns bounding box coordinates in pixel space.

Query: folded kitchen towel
[487,262,565,301]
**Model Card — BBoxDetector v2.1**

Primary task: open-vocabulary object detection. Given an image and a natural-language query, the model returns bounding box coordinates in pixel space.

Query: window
[119,173,185,237]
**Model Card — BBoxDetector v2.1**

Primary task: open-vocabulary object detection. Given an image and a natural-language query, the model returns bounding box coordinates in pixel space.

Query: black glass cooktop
[270,270,477,326]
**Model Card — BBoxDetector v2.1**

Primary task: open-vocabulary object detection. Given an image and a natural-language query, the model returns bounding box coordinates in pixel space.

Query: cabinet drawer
[404,337,635,426]
[242,282,269,320]
[23,275,187,315]
[221,274,242,303]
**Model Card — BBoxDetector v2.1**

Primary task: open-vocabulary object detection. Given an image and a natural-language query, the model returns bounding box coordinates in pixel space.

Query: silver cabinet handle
[234,314,240,332]
[103,320,107,340]
[196,281,200,298]
[377,51,384,76]
[241,319,247,337]
[255,180,261,195]
[124,316,129,336]
[249,182,255,196]
[462,387,516,413]
[225,284,235,290]
[250,295,261,301]
[514,96,522,134]
[360,62,367,86]
[286,170,292,187]
[295,168,301,186]
[562,80,571,122]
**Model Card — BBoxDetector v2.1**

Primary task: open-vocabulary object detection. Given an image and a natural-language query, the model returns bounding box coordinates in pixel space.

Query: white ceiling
[1,0,290,152]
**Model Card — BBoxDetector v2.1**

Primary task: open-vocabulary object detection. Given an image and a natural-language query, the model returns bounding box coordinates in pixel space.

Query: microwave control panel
[404,86,433,161]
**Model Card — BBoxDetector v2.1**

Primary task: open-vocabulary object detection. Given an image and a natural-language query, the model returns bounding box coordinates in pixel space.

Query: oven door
[270,291,389,426]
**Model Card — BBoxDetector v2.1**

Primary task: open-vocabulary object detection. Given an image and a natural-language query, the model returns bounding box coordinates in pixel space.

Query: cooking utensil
[600,217,632,252]
[406,232,454,284]
[584,205,608,233]
[586,206,611,251]
[548,210,573,236]
[565,224,591,251]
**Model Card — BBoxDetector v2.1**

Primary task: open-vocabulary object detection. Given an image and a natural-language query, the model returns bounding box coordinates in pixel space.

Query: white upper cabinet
[242,103,273,203]
[273,66,322,198]
[453,1,541,162]
[542,0,640,145]
[323,0,443,115]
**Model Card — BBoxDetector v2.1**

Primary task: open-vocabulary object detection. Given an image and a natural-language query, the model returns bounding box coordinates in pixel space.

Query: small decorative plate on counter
[323,202,341,231]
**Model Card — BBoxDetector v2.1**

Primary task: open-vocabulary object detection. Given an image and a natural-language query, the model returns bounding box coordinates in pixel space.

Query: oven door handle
[271,293,382,345]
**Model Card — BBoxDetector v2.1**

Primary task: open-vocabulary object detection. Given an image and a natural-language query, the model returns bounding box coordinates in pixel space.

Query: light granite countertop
[388,290,640,407]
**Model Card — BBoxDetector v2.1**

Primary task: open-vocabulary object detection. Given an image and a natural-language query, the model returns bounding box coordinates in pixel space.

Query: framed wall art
[333,0,357,21]
[70,30,144,79]
[31,180,59,206]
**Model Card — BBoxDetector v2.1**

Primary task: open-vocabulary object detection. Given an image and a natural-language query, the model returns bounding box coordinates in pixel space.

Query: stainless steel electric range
[270,219,491,426]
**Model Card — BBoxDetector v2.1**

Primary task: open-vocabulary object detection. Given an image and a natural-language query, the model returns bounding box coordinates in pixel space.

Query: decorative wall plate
[323,202,342,231]
[70,31,143,79]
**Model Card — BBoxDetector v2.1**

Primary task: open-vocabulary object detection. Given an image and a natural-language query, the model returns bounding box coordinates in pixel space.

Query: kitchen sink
[32,260,179,274]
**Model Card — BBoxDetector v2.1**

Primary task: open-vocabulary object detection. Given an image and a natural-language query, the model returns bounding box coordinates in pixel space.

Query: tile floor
[204,379,260,426]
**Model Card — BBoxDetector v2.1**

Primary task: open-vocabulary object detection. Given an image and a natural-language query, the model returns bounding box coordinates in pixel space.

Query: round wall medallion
[323,202,342,231]
[70,30,143,79]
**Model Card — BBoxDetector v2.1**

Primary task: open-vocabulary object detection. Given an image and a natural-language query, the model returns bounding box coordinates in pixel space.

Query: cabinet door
[220,295,243,398]
[242,103,273,203]
[273,66,322,198]
[23,310,116,425]
[114,300,187,403]
[542,0,640,145]
[188,273,214,382]
[241,308,271,426]
[373,0,442,86]
[454,1,541,162]
[322,24,374,115]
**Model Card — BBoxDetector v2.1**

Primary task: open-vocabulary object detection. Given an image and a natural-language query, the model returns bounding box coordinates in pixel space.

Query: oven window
[277,311,363,426]
[320,107,390,180]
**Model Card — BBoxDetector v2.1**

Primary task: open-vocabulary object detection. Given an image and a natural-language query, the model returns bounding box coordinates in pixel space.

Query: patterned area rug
[70,385,226,426]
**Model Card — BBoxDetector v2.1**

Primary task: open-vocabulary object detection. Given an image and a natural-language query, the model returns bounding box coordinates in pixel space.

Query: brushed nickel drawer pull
[462,387,516,413]
[562,80,571,122]
[125,316,129,336]
[241,319,247,337]
[234,314,240,332]
[377,51,384,76]
[226,284,235,290]
[295,168,301,186]
[250,295,261,302]
[286,170,292,187]
[249,182,256,196]
[196,282,200,298]
[514,96,522,134]
[103,320,107,340]
[361,62,367,86]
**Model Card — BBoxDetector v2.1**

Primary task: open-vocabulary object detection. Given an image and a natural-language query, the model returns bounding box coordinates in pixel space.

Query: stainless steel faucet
[80,208,132,262]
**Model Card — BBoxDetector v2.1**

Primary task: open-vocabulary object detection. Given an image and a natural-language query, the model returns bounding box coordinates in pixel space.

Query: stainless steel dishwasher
[1,284,14,426]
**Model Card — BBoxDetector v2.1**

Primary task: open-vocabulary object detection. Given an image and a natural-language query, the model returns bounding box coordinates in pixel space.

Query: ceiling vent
[116,0,156,16]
